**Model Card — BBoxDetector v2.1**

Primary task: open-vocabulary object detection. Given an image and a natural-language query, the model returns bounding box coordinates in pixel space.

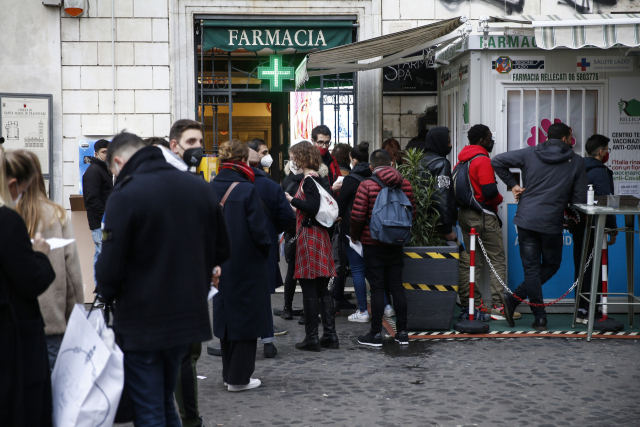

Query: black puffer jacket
[336,162,371,241]
[419,127,456,234]
[82,157,113,230]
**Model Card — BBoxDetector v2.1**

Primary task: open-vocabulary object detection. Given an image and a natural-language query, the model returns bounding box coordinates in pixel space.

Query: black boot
[280,306,293,320]
[532,316,547,331]
[295,299,321,352]
[500,291,520,328]
[319,296,339,349]
[298,311,305,325]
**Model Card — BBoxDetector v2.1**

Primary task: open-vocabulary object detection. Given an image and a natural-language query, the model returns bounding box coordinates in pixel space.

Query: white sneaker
[348,310,370,322]
[384,305,396,318]
[228,378,261,392]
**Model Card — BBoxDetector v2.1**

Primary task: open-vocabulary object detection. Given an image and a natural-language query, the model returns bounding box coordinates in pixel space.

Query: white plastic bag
[52,304,124,427]
[306,176,339,228]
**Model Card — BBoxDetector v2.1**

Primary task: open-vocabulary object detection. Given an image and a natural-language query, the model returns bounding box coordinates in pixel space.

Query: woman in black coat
[0,147,56,426]
[210,140,271,392]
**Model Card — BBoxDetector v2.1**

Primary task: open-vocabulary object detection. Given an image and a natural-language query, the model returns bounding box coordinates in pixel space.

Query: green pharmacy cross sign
[257,55,294,92]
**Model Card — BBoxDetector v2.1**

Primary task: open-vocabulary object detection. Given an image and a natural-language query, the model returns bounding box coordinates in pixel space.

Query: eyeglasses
[315,141,331,147]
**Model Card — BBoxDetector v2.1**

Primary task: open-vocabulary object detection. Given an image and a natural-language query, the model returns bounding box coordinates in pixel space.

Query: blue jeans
[346,244,368,312]
[124,345,189,427]
[91,228,102,285]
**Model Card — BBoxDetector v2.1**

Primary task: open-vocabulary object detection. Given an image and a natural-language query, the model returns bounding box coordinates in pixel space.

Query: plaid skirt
[293,182,336,280]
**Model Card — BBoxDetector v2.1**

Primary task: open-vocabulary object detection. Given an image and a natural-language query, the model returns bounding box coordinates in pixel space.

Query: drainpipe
[112,0,116,134]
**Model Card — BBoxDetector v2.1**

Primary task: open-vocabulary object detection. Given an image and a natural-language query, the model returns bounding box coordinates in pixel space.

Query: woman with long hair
[12,150,84,368]
[210,140,271,392]
[382,137,403,166]
[285,141,338,351]
[0,147,56,426]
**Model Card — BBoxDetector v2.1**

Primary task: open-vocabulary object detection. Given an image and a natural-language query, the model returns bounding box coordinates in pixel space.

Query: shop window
[506,87,599,156]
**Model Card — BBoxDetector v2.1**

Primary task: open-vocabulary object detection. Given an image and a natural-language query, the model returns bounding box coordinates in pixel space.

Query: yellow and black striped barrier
[403,252,460,260]
[403,283,458,292]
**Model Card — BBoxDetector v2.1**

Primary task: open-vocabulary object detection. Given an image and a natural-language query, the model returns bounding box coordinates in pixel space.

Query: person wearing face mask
[570,134,617,324]
[247,139,276,180]
[455,125,518,322]
[311,125,342,192]
[493,123,588,330]
[97,132,231,423]
[169,119,205,173]
[81,139,113,281]
[0,146,56,427]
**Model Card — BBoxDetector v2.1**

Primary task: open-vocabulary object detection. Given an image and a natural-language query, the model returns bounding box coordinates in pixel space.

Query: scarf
[220,161,255,183]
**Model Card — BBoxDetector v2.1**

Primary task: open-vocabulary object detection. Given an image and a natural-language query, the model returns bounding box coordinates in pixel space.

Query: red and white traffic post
[601,238,608,320]
[468,227,476,322]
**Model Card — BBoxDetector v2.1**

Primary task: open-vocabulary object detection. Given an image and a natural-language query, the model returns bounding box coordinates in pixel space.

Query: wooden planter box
[402,242,459,331]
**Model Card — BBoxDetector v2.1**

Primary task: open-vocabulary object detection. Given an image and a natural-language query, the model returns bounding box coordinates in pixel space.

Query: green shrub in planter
[398,148,458,331]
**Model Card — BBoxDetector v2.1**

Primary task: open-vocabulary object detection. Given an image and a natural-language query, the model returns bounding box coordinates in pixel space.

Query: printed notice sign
[1,95,51,174]
[576,56,633,73]
[608,77,640,184]
[618,182,640,198]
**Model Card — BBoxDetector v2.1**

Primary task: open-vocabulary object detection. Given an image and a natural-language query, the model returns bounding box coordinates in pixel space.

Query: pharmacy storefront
[436,14,640,305]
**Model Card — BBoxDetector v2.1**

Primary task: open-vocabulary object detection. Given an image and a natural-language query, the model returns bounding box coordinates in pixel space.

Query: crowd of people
[0,117,619,426]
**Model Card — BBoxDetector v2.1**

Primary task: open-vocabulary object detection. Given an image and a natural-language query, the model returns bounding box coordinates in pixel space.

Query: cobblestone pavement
[183,293,640,427]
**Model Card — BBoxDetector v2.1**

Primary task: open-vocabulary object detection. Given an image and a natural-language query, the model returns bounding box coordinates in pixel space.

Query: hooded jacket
[420,127,456,234]
[82,156,113,230]
[336,161,372,240]
[96,146,231,350]
[350,166,417,245]
[584,156,616,230]
[455,145,503,214]
[491,139,588,234]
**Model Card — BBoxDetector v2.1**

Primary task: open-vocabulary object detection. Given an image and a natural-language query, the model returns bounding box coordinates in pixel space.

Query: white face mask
[261,154,274,168]
[289,161,302,175]
[13,191,23,204]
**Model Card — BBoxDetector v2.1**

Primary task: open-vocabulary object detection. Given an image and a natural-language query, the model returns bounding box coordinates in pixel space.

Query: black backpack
[451,154,487,212]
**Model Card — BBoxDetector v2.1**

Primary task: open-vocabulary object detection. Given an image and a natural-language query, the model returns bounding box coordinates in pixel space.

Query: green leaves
[398,149,446,247]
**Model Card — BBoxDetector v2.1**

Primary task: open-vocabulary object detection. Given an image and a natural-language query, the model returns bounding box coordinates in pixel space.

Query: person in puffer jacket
[350,149,416,348]
[419,126,457,241]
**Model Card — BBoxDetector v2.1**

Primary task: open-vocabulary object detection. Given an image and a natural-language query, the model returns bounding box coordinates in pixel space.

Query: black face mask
[182,147,204,168]
[444,145,453,156]
[485,140,495,153]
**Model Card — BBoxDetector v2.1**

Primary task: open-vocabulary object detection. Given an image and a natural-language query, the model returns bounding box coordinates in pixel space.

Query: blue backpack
[368,176,413,245]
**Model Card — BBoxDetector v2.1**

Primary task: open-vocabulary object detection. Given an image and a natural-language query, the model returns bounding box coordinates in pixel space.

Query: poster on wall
[460,82,470,131]
[491,56,545,76]
[0,94,52,175]
[608,77,640,197]
[383,52,437,93]
[290,91,321,146]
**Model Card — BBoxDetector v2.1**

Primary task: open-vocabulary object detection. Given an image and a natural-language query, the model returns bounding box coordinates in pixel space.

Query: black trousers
[220,339,257,386]
[571,224,601,311]
[363,244,407,335]
[175,342,202,427]
[283,260,298,310]
[332,242,348,301]
[514,227,563,318]
[300,278,331,299]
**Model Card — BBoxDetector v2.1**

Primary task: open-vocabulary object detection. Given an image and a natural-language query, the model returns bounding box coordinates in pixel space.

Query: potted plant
[397,148,459,331]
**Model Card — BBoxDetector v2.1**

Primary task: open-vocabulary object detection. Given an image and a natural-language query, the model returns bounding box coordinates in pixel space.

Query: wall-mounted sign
[202,20,353,52]
[511,72,600,82]
[576,56,633,73]
[383,52,437,93]
[492,56,545,74]
[0,93,53,179]
[609,77,640,189]
[471,35,538,50]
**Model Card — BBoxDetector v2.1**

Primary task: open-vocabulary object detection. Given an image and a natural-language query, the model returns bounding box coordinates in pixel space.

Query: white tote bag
[52,304,125,427]
[303,176,339,228]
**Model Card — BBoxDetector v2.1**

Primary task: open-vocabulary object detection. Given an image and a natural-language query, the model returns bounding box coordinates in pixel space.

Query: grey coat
[491,140,588,234]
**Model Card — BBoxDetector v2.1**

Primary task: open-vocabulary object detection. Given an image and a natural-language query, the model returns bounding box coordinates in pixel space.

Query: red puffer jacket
[350,166,417,245]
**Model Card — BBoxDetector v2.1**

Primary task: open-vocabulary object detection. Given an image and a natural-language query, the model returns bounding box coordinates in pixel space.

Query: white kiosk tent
[296,13,640,306]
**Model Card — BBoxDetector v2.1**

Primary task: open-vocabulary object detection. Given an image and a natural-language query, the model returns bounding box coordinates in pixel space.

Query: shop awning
[492,14,640,50]
[295,17,466,88]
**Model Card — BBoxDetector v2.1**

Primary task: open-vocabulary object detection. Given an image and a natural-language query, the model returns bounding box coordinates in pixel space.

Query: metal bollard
[469,227,476,322]
[593,236,623,331]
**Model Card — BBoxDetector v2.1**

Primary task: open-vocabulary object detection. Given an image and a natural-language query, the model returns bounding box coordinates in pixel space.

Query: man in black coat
[492,123,588,330]
[96,132,230,426]
[571,134,618,324]
[81,139,113,280]
[249,149,295,358]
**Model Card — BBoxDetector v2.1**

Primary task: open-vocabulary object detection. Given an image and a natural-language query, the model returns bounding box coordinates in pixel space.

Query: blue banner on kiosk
[507,204,640,299]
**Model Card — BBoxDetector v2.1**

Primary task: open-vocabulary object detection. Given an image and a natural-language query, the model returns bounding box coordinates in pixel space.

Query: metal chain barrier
[476,237,595,307]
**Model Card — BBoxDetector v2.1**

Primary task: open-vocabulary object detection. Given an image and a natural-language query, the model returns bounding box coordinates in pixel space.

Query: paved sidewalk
[181,293,640,427]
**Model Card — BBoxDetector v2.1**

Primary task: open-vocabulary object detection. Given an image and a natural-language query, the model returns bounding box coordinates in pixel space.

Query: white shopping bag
[52,304,125,427]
